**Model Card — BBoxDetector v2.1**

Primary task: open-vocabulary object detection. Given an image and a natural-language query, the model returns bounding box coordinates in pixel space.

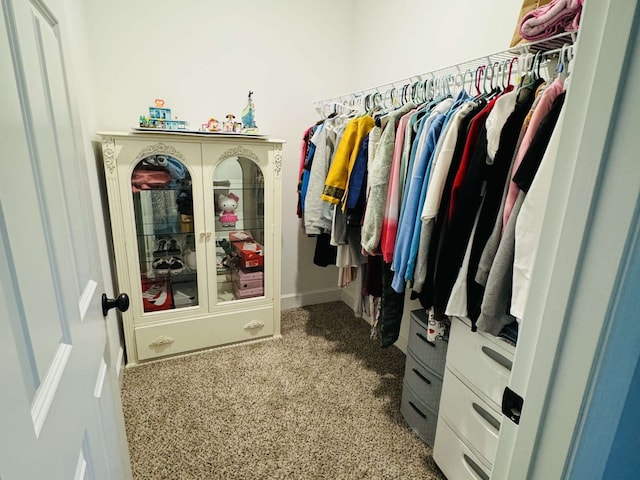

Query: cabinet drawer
[404,351,443,411]
[434,417,492,480]
[447,317,514,409]
[407,310,448,376]
[134,306,274,361]
[400,383,438,446]
[439,368,501,466]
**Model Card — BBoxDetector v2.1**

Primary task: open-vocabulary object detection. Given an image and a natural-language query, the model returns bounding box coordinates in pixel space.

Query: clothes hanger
[473,65,492,101]
[411,80,424,105]
[474,65,483,96]
[508,57,518,87]
[489,62,503,95]
[446,74,456,97]
[566,44,575,75]
[461,69,474,96]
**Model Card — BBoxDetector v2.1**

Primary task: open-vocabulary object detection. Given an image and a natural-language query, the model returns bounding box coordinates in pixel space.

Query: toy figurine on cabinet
[241,91,259,134]
[218,192,239,227]
[223,114,236,133]
[207,117,220,132]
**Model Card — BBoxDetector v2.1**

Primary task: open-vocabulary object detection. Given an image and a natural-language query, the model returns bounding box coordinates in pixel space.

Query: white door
[0,0,132,478]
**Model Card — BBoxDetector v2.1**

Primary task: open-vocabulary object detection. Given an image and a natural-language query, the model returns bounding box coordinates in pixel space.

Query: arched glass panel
[213,156,265,303]
[131,154,197,312]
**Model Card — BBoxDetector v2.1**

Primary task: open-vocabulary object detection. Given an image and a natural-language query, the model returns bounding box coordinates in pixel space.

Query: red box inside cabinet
[141,275,173,312]
[231,241,264,269]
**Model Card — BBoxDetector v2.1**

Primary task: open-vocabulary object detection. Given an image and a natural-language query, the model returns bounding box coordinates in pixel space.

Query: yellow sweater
[321,115,375,205]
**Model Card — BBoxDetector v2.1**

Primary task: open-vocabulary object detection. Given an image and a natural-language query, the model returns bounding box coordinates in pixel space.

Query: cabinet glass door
[131,154,198,312]
[212,155,264,303]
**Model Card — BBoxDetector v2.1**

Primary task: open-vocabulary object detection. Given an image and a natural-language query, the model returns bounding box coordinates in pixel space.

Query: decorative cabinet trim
[219,145,259,164]
[274,149,283,177]
[102,137,116,174]
[149,335,175,347]
[134,142,185,163]
[244,320,265,330]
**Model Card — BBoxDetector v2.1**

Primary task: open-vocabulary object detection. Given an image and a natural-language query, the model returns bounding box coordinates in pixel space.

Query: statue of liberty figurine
[241,91,259,134]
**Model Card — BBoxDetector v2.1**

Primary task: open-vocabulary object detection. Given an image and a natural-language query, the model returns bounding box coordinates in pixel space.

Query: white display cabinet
[99,132,284,365]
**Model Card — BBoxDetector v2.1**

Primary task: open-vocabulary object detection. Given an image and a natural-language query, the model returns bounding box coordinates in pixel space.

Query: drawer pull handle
[472,402,501,431]
[149,335,174,347]
[463,454,489,480]
[408,401,427,419]
[481,346,513,371]
[412,368,431,385]
[416,332,436,348]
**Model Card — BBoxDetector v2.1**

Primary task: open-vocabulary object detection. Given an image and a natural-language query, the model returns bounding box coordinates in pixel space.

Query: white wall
[66,0,526,351]
[76,0,358,307]
[352,0,523,88]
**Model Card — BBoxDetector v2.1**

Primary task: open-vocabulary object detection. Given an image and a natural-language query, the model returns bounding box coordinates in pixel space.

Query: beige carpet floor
[121,301,446,479]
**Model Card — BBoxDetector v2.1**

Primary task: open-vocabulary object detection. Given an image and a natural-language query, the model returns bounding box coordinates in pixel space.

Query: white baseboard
[340,286,357,312]
[396,333,408,355]
[280,288,342,310]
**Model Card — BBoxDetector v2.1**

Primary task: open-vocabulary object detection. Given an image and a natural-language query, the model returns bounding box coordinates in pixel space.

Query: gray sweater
[476,191,525,335]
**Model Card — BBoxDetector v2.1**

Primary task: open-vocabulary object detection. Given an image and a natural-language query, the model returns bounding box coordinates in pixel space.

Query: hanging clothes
[503,78,565,228]
[321,116,375,206]
[511,103,567,318]
[477,91,566,333]
[361,103,416,254]
[299,45,576,348]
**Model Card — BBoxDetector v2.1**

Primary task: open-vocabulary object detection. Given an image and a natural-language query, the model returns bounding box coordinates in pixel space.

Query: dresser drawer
[404,351,443,411]
[134,307,274,361]
[400,383,438,446]
[434,417,491,480]
[447,317,514,409]
[439,368,501,466]
[407,309,448,376]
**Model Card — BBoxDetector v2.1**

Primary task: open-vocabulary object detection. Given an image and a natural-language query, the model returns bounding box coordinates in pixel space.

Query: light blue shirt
[392,113,447,292]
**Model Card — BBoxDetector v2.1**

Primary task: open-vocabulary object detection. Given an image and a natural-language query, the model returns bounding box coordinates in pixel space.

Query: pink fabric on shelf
[131,166,171,192]
[519,0,583,41]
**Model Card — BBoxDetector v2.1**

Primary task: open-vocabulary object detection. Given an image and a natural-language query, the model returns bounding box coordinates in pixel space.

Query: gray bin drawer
[404,351,443,411]
[407,309,448,376]
[401,382,438,447]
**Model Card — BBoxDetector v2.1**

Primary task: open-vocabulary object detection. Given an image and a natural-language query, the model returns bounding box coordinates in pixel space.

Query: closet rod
[314,31,577,108]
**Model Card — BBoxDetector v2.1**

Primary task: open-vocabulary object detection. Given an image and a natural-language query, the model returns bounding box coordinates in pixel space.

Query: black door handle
[102,293,130,316]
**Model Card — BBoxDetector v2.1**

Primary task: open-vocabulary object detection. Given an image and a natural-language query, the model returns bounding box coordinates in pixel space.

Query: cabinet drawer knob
[408,401,427,419]
[481,346,513,371]
[149,335,174,347]
[244,320,265,330]
[412,368,432,385]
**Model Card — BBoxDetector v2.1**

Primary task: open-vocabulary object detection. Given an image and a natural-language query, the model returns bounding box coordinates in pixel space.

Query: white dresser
[433,317,515,479]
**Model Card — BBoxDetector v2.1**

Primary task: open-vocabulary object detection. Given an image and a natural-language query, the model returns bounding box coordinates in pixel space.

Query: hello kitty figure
[219,193,239,227]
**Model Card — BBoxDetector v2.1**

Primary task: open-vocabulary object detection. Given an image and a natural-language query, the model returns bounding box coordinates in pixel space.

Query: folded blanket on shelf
[520,0,583,41]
